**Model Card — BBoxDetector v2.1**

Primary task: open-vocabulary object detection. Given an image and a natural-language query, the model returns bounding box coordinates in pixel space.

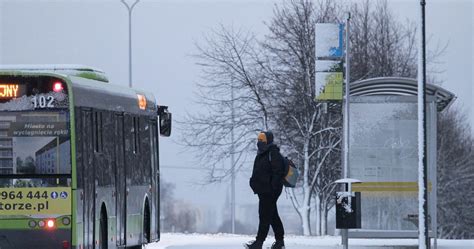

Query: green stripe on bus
[66,76,78,246]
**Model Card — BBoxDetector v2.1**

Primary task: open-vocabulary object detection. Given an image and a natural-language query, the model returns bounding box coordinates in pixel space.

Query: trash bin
[335,178,362,229]
[336,191,361,229]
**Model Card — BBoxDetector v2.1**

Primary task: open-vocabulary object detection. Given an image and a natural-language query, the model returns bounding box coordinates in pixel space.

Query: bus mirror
[158,106,172,137]
[160,112,172,137]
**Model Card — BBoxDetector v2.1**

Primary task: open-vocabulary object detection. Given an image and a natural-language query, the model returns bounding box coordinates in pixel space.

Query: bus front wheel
[143,199,151,244]
[100,204,108,249]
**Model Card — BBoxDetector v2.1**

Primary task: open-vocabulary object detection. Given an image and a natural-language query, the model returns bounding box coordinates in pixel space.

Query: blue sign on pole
[315,23,345,101]
[315,23,345,59]
[329,24,345,58]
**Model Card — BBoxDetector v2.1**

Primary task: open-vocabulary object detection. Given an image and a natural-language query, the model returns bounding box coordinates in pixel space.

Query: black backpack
[281,157,299,188]
[269,152,299,188]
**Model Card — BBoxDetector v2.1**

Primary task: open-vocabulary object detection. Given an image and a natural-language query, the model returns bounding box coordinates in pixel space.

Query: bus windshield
[0,111,71,177]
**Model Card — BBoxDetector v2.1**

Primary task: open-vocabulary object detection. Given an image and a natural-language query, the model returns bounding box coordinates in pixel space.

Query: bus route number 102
[32,96,55,109]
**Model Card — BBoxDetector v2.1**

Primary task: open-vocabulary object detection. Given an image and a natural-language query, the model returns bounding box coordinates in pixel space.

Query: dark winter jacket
[249,144,285,195]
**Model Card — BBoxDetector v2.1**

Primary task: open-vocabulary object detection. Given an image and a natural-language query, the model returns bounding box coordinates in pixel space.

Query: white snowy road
[145,233,474,249]
[165,246,330,249]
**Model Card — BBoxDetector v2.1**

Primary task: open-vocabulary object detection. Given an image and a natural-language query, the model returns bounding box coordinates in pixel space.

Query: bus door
[150,120,159,240]
[115,114,126,246]
[81,109,95,249]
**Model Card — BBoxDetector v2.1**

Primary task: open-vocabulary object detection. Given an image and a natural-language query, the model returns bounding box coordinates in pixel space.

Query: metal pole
[230,81,236,234]
[128,9,133,88]
[418,0,430,248]
[120,0,140,88]
[343,14,351,180]
[342,13,351,249]
[432,101,438,249]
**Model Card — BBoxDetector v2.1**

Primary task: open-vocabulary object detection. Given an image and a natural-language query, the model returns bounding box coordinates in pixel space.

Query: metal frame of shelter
[345,77,455,241]
[350,77,455,111]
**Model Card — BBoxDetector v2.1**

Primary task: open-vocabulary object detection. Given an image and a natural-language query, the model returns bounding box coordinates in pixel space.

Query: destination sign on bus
[0,84,23,99]
[0,76,70,108]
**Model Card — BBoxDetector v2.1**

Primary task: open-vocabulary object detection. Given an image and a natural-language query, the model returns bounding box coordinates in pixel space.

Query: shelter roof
[350,77,455,111]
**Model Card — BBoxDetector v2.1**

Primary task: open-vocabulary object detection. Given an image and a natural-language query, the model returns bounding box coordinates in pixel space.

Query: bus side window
[132,116,140,154]
[76,107,84,189]
[93,111,103,153]
[140,116,151,181]
[97,111,114,187]
[150,120,158,174]
[127,115,139,185]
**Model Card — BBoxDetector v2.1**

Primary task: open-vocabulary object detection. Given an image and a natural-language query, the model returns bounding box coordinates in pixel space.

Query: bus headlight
[28,220,37,228]
[62,217,71,226]
[46,219,55,229]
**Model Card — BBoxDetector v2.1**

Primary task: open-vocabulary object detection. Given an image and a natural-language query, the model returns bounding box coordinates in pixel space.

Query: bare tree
[311,116,342,235]
[160,180,176,232]
[161,180,200,233]
[437,108,474,239]
[349,0,418,81]
[260,0,343,236]
[264,0,421,235]
[179,26,271,182]
[182,0,446,236]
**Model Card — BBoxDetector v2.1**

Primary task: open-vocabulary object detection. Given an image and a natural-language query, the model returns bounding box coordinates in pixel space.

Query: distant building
[35,137,70,174]
[195,205,218,233]
[0,118,14,175]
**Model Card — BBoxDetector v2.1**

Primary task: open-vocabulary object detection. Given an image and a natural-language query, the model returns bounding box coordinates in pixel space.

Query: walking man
[245,131,285,249]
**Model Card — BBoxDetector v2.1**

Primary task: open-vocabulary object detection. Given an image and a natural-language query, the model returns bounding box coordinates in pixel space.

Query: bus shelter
[346,77,455,239]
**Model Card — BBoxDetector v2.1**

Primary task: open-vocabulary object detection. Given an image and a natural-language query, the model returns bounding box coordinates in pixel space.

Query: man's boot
[270,240,285,249]
[244,240,264,249]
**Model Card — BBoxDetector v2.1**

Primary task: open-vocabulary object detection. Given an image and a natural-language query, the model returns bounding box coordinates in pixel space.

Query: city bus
[0,65,172,249]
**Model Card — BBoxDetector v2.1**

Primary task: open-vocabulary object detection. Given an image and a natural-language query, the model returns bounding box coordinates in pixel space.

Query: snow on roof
[335,178,362,184]
[350,77,456,112]
[0,64,109,83]
[0,64,104,73]
[69,75,157,114]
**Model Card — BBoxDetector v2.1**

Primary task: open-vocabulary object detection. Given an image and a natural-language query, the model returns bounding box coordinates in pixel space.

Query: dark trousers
[256,193,284,241]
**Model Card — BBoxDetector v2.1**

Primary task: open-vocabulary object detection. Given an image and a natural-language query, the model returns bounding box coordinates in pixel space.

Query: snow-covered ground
[146,233,474,249]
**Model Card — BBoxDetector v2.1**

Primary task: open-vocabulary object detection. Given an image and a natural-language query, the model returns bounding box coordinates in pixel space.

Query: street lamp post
[120,0,140,88]
[418,0,430,248]
[230,80,236,234]
[341,13,351,249]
